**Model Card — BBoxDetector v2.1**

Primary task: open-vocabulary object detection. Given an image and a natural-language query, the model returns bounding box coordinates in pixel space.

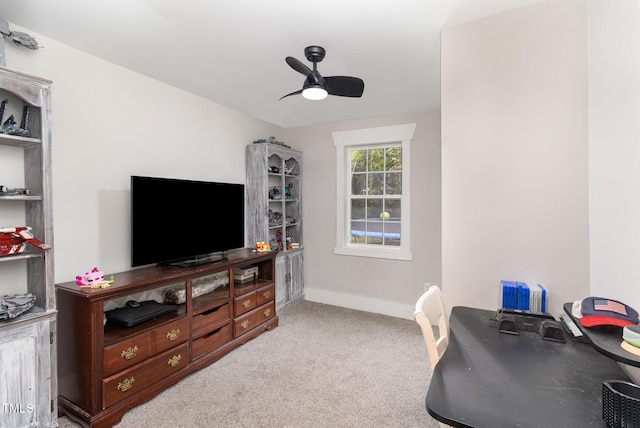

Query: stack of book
[500,280,548,313]
[234,265,258,284]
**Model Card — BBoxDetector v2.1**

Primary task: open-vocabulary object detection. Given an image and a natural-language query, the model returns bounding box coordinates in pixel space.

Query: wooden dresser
[55,249,277,428]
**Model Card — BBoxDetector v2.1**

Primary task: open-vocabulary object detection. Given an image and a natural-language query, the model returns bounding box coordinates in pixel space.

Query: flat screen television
[131,175,245,267]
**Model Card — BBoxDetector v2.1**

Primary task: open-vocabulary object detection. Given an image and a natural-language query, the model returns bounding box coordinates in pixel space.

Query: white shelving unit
[246,143,304,309]
[0,67,57,428]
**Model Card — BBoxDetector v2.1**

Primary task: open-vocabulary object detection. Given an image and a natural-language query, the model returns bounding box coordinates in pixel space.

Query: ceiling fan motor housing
[304,46,326,63]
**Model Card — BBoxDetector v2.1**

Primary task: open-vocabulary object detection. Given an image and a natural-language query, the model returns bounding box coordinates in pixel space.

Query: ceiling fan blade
[325,76,365,97]
[279,89,303,100]
[286,56,311,76]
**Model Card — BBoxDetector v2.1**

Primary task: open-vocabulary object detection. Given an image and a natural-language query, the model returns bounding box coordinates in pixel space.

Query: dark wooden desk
[426,306,629,428]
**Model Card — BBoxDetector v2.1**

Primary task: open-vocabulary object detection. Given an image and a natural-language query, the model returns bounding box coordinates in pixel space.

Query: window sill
[333,246,412,261]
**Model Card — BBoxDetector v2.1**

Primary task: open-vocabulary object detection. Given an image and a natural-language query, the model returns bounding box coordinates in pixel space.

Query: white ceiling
[0,0,544,128]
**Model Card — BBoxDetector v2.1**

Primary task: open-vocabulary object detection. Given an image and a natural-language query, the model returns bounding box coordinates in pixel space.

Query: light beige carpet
[58,300,439,428]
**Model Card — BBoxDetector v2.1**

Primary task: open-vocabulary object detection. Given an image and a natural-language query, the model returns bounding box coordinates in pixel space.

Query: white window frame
[333,123,415,260]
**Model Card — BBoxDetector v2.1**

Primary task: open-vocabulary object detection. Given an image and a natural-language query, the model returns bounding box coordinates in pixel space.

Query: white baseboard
[303,287,415,320]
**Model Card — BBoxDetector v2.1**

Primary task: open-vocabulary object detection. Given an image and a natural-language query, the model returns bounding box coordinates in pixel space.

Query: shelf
[0,133,42,147]
[103,307,188,347]
[0,306,54,326]
[192,286,230,315]
[0,251,43,263]
[0,194,43,201]
[269,198,298,203]
[268,173,299,178]
[268,223,300,230]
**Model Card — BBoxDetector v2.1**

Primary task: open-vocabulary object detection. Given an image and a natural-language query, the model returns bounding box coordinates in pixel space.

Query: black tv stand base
[166,252,227,268]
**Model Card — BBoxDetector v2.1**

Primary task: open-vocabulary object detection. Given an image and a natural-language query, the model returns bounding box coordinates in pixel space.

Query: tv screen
[131,176,245,267]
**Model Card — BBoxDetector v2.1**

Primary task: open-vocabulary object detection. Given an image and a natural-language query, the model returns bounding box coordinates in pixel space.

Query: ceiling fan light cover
[302,86,328,100]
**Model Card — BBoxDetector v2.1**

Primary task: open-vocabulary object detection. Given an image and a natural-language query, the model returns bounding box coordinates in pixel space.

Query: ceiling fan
[280,46,365,101]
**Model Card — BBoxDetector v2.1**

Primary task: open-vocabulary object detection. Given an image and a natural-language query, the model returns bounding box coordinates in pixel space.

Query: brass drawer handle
[241,320,250,330]
[166,328,180,341]
[121,345,138,360]
[117,377,135,392]
[168,354,182,367]
[242,299,251,308]
[264,308,272,317]
[263,290,271,299]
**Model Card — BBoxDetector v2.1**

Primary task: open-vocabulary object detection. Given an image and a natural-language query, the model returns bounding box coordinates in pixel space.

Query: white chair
[414,285,450,370]
[414,285,451,428]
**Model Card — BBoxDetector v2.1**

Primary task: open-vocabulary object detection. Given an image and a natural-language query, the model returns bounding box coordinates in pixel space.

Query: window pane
[385,172,402,195]
[368,148,385,171]
[383,230,401,246]
[350,199,366,220]
[351,149,367,173]
[382,198,401,246]
[366,198,383,219]
[385,198,401,219]
[386,147,402,171]
[367,172,384,195]
[352,173,367,195]
[350,199,366,244]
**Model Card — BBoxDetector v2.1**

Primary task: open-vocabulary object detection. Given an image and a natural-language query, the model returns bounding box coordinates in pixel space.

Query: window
[333,123,415,260]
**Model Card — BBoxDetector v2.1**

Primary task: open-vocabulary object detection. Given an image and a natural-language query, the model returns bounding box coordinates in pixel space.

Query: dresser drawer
[192,303,229,338]
[258,301,276,324]
[192,324,231,359]
[233,301,275,338]
[153,318,189,354]
[103,333,153,377]
[256,284,275,306]
[233,309,259,338]
[102,343,188,408]
[234,292,257,316]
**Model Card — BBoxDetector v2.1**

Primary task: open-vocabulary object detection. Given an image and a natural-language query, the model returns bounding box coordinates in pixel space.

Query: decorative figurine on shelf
[0,99,31,137]
[284,183,293,198]
[269,210,283,227]
[276,230,284,250]
[0,293,36,320]
[284,165,295,175]
[0,226,50,256]
[255,242,271,252]
[269,165,280,174]
[75,267,114,289]
[252,136,291,149]
[0,99,6,125]
[0,185,30,196]
[0,20,40,67]
[269,186,281,200]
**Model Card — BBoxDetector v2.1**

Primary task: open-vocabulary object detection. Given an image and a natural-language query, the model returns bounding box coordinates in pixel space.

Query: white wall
[588,0,640,308]
[2,26,280,284]
[2,25,442,321]
[282,111,442,319]
[441,0,590,316]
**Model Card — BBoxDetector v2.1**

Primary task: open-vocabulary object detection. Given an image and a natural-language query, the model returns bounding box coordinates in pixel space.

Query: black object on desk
[426,306,630,428]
